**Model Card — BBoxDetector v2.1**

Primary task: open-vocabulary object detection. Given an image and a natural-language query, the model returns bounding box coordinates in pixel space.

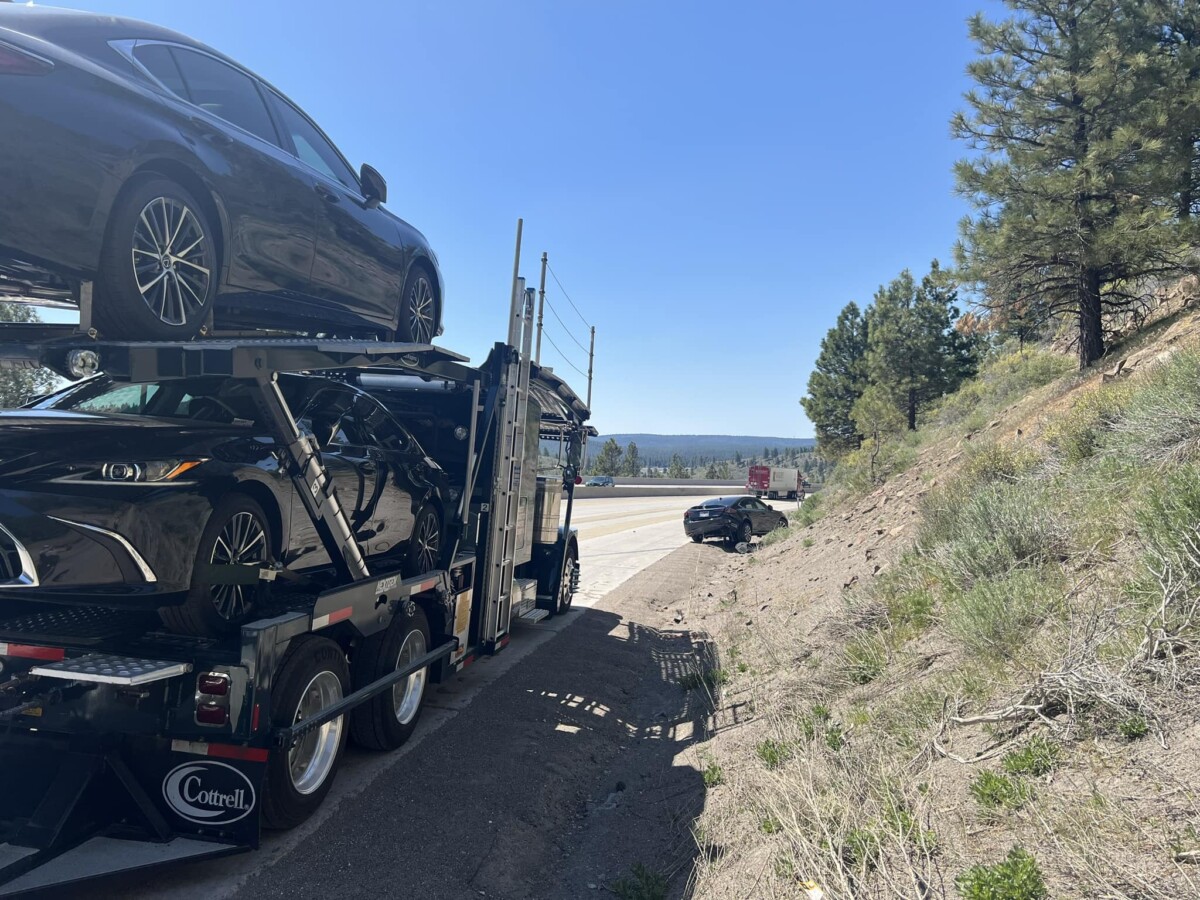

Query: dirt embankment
[680,308,1200,899]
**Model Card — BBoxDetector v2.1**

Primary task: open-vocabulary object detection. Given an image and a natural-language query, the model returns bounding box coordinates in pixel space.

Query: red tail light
[0,643,65,661]
[195,703,229,725]
[197,672,230,696]
[0,43,54,76]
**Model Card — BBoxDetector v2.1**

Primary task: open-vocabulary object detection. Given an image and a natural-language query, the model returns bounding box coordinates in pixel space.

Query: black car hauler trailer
[0,275,591,894]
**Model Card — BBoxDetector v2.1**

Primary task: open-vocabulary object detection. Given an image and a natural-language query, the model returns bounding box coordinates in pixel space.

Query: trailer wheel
[263,636,350,830]
[554,543,578,615]
[96,176,216,340]
[349,605,431,751]
[404,505,442,577]
[160,495,272,637]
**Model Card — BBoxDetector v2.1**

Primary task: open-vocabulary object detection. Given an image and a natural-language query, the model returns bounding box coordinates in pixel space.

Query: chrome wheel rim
[392,629,427,725]
[288,671,344,795]
[406,274,436,344]
[132,196,211,327]
[209,512,266,621]
[559,557,575,611]
[413,513,439,574]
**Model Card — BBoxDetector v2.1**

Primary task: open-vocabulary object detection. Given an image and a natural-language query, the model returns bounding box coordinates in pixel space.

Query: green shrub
[1118,715,1149,740]
[969,771,1032,810]
[840,826,881,871]
[921,480,1064,583]
[960,442,1043,484]
[943,569,1063,662]
[843,633,888,684]
[1002,736,1062,777]
[792,493,824,528]
[1042,383,1132,463]
[956,847,1048,900]
[702,760,724,788]
[756,738,793,770]
[1109,349,1200,465]
[759,814,782,835]
[930,347,1073,428]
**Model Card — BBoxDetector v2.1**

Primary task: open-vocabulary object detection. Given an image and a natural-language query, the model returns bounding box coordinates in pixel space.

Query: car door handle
[314,183,339,203]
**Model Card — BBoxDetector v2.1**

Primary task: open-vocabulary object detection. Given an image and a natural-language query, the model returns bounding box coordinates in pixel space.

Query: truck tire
[262,636,350,830]
[691,533,704,543]
[159,495,272,637]
[349,605,430,751]
[96,176,216,340]
[553,543,578,615]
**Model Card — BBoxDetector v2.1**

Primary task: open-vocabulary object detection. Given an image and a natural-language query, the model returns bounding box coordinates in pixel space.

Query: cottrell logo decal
[162,761,256,825]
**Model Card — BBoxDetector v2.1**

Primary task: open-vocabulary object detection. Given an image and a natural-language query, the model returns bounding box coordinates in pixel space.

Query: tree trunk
[1078,267,1104,368]
[907,387,917,431]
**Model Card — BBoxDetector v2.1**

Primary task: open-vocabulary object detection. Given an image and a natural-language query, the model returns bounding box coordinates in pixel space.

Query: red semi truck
[746,465,807,500]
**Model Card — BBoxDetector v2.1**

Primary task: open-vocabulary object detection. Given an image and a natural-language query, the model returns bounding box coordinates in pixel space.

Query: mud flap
[0,736,265,894]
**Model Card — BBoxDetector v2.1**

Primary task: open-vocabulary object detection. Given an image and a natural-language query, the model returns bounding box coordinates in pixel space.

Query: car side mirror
[767,504,774,510]
[360,164,387,209]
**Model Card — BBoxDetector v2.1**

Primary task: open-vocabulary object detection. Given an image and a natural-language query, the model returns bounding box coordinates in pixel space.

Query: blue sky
[58,0,992,437]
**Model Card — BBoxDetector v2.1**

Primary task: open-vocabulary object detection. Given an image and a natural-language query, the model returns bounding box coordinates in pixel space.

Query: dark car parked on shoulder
[684,496,788,545]
[0,373,450,636]
[0,6,443,342]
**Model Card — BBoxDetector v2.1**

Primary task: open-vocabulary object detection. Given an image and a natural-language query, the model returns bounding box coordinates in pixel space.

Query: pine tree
[667,454,688,479]
[1150,0,1200,224]
[953,0,1190,368]
[591,438,622,476]
[734,450,743,466]
[801,301,869,456]
[0,302,57,408]
[865,263,978,430]
[622,441,641,477]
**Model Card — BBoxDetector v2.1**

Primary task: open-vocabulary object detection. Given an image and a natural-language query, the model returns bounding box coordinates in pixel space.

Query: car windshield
[38,376,269,424]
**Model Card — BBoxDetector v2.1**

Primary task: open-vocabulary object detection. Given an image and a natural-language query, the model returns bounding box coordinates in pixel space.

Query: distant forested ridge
[599,434,815,468]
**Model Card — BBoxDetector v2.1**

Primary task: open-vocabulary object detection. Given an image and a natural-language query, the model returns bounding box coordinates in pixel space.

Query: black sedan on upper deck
[0,373,451,637]
[0,5,443,342]
[684,496,788,545]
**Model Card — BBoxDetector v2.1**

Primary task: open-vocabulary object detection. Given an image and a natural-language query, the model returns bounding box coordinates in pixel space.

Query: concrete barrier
[573,485,734,500]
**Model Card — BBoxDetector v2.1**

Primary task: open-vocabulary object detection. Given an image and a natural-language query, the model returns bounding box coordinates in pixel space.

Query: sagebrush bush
[930,347,1073,428]
[943,569,1063,662]
[960,442,1044,484]
[1042,382,1132,463]
[921,480,1065,583]
[1108,349,1200,465]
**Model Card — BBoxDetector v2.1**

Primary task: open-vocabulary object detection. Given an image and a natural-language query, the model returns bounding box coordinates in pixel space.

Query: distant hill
[599,434,815,466]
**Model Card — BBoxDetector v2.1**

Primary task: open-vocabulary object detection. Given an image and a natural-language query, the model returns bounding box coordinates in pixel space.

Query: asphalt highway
[73,492,723,900]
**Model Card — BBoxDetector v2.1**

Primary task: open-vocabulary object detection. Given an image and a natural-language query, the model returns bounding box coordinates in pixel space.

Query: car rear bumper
[684,518,733,539]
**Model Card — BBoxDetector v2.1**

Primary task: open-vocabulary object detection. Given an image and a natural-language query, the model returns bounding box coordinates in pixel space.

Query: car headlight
[100,460,205,483]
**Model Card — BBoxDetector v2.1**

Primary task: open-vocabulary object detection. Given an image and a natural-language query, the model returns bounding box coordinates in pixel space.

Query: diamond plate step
[32,653,191,685]
[518,608,549,624]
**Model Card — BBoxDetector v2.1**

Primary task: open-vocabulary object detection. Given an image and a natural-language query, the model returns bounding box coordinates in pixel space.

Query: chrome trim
[47,516,158,583]
[0,521,38,588]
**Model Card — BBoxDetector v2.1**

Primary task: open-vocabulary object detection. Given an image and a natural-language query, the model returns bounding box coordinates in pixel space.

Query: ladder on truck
[480,278,540,647]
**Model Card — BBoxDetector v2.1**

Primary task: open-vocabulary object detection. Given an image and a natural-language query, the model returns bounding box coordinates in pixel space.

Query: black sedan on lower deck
[0,5,442,342]
[684,496,788,545]
[0,374,451,636]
